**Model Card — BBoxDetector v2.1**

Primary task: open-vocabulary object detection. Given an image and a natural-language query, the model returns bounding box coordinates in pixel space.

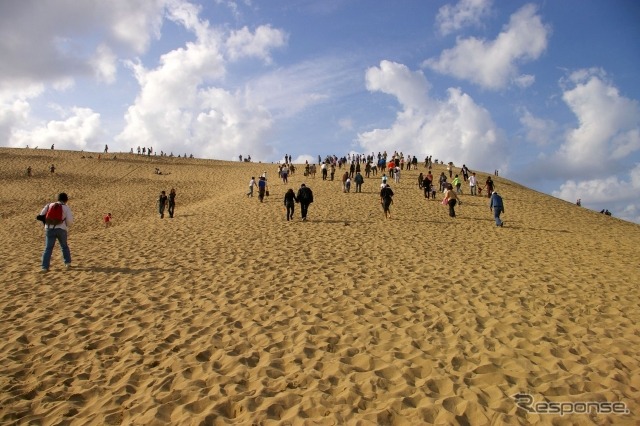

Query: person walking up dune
[443,185,458,218]
[158,191,168,218]
[38,192,74,272]
[490,190,505,227]
[380,184,394,219]
[284,189,297,221]
[296,184,314,221]
[168,188,176,218]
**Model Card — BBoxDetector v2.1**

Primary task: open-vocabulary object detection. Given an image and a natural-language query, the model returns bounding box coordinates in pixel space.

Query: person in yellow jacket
[452,175,462,194]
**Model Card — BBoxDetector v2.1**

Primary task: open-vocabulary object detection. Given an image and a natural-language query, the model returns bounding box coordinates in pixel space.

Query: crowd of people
[37,147,622,272]
[241,151,510,224]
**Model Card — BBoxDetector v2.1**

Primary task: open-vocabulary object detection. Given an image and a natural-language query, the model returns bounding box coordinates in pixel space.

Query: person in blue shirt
[258,176,267,202]
[490,191,505,227]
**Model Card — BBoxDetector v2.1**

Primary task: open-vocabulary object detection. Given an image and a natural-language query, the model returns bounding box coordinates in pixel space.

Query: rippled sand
[1,148,638,425]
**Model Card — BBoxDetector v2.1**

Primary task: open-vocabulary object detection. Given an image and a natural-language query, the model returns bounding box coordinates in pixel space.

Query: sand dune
[1,147,639,425]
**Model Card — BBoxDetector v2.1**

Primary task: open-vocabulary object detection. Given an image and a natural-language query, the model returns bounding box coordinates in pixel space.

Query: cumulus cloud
[292,154,315,165]
[0,0,290,161]
[552,163,640,222]
[364,60,431,110]
[226,25,287,64]
[517,69,640,223]
[358,61,504,172]
[0,100,31,147]
[425,4,550,90]
[519,107,556,146]
[553,69,640,174]
[0,0,167,88]
[116,4,287,160]
[435,0,492,36]
[553,176,630,204]
[1,85,45,147]
[0,0,168,151]
[10,107,103,151]
[90,44,118,83]
[513,74,535,88]
[618,204,640,224]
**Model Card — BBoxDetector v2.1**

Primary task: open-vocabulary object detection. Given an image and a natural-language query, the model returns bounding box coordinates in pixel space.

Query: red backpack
[45,202,64,226]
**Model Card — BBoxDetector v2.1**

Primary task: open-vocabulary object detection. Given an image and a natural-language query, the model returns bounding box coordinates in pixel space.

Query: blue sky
[1,0,639,222]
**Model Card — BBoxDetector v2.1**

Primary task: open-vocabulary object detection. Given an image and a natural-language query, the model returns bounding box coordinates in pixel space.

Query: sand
[0,147,639,425]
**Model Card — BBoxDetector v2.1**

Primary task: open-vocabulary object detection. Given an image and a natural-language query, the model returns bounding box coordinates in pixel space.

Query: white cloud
[425,4,549,90]
[10,107,103,151]
[0,0,167,88]
[91,44,118,83]
[215,0,240,19]
[166,0,210,39]
[225,25,288,64]
[338,118,353,131]
[631,162,640,188]
[436,0,492,36]
[365,60,431,110]
[0,99,31,147]
[245,57,359,119]
[0,84,44,105]
[513,74,535,88]
[214,0,253,20]
[556,68,640,172]
[116,6,287,160]
[519,107,555,146]
[108,0,166,53]
[553,176,628,204]
[618,204,640,224]
[1,85,45,147]
[193,89,274,160]
[552,163,640,223]
[292,154,315,165]
[358,61,504,172]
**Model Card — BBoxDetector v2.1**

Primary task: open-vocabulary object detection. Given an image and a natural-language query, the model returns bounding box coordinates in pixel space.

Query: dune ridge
[1,147,639,425]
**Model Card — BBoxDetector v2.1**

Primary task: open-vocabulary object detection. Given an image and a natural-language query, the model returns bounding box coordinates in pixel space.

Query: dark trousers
[286,203,295,221]
[300,202,310,219]
[382,198,392,213]
[448,199,457,217]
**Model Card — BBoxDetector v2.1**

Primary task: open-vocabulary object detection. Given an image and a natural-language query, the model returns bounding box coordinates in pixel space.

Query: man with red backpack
[37,192,74,272]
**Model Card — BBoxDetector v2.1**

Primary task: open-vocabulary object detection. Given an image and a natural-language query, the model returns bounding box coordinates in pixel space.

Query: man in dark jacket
[354,172,364,193]
[489,191,504,227]
[380,184,394,219]
[296,184,314,221]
